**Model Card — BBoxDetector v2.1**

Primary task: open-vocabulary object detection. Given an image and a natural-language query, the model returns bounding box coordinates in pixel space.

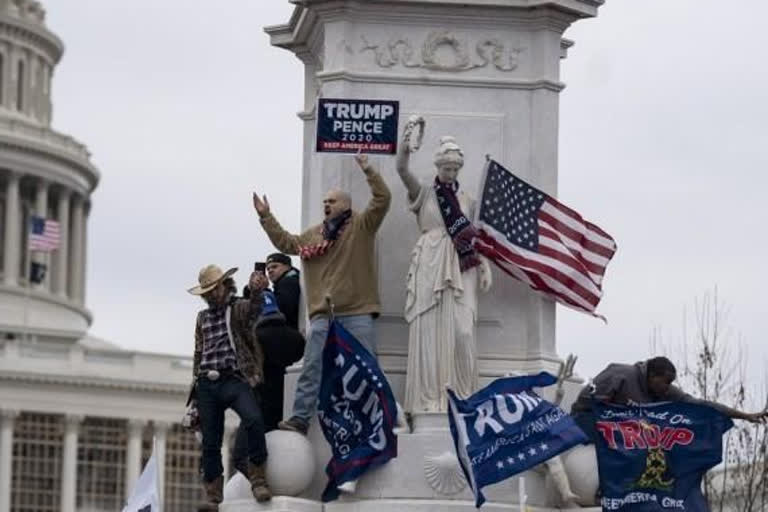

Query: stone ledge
[221,496,323,512]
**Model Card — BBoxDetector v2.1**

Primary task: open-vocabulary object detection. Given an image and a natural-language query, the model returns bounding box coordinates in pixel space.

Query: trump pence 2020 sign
[316,98,399,154]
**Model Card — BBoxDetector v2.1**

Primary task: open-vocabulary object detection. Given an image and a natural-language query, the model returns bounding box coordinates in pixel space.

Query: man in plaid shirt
[188,264,272,506]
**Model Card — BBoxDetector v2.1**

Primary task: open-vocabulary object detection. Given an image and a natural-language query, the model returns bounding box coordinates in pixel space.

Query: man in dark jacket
[232,262,305,476]
[571,356,768,442]
[265,252,301,330]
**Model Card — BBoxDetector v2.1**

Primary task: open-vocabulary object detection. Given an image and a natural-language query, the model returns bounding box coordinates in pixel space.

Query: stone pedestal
[270,372,590,510]
[240,1,605,510]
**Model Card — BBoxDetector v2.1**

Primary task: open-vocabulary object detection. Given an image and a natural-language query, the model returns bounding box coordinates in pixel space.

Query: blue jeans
[291,314,376,424]
[197,373,267,482]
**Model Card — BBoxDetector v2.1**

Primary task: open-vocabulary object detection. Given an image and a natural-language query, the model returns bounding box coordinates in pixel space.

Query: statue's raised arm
[395,115,425,202]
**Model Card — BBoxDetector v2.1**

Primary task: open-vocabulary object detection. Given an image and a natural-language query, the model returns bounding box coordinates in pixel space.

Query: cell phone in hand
[254,262,266,274]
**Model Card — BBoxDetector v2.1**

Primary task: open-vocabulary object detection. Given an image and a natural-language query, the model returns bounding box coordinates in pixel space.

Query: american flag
[474,160,617,317]
[28,215,61,252]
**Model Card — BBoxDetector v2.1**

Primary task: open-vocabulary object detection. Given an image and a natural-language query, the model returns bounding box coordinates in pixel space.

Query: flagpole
[23,207,32,344]
[154,436,163,512]
[473,156,493,225]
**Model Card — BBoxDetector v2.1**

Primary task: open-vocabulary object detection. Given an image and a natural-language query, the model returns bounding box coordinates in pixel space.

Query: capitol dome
[0,4,206,511]
[0,0,99,340]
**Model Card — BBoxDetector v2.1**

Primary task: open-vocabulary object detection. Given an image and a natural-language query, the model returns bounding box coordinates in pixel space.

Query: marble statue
[395,116,493,414]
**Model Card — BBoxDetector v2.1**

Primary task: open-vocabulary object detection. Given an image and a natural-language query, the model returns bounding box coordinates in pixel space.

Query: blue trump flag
[317,320,398,502]
[447,372,588,507]
[593,401,733,512]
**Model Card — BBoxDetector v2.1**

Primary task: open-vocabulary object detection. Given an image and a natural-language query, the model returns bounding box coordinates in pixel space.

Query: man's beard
[204,291,231,307]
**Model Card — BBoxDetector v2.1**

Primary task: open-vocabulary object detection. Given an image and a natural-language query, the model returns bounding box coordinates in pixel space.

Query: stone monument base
[223,398,600,511]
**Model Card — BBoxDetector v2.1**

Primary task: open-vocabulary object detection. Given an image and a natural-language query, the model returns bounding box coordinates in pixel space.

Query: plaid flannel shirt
[193,290,265,388]
[198,303,238,372]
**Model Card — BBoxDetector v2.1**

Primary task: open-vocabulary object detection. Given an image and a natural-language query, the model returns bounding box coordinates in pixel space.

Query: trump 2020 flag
[122,444,161,512]
[317,319,398,502]
[447,372,588,507]
[593,401,733,512]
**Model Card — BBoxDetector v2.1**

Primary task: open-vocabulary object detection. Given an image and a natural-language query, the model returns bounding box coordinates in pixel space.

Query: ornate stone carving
[422,30,472,71]
[361,36,420,68]
[360,31,524,72]
[477,38,524,71]
[423,451,467,495]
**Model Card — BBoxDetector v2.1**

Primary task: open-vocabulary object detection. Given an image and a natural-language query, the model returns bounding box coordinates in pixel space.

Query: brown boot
[248,462,272,502]
[202,474,223,505]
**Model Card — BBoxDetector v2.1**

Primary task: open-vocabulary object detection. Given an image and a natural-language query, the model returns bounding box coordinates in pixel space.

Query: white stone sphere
[223,430,316,500]
[265,430,316,496]
[223,472,252,501]
[560,444,599,506]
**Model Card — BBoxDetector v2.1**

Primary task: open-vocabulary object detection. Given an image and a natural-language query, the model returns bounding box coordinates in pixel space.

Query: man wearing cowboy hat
[252,152,391,435]
[188,264,272,505]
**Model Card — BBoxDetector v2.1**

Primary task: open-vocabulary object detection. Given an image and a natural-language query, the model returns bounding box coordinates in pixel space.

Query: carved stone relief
[423,451,468,495]
[361,30,524,72]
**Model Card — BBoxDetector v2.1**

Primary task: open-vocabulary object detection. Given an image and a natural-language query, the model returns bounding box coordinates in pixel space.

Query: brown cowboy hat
[187,264,238,295]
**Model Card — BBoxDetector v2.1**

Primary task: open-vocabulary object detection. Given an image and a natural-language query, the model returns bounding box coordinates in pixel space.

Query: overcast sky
[44,1,767,386]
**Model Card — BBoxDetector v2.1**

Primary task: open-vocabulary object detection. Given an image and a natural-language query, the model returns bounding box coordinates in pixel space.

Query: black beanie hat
[266,253,292,266]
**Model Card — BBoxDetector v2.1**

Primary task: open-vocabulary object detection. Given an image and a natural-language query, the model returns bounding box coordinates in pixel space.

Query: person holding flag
[570,356,768,444]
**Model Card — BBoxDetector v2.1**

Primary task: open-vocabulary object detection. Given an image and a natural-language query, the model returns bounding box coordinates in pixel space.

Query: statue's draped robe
[404,182,479,413]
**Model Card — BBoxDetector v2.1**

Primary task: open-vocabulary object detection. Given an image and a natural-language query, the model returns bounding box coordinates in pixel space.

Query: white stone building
[0,2,207,511]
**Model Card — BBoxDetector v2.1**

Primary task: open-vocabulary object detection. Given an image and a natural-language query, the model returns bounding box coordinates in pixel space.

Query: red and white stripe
[476,197,617,318]
[29,219,61,252]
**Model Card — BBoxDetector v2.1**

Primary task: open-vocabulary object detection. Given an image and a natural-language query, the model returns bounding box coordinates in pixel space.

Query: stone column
[0,51,7,109]
[27,57,37,120]
[2,172,21,286]
[125,419,145,498]
[60,415,82,512]
[80,201,89,304]
[68,195,84,303]
[154,421,169,504]
[54,190,71,298]
[32,178,49,289]
[0,409,19,512]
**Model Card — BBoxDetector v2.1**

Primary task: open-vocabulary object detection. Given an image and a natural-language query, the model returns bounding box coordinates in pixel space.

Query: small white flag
[122,446,160,512]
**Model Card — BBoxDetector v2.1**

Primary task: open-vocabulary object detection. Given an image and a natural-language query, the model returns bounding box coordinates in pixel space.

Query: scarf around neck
[433,177,481,272]
[299,209,352,260]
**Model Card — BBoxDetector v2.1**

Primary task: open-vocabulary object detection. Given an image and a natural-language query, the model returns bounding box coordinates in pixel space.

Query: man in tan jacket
[252,153,391,435]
